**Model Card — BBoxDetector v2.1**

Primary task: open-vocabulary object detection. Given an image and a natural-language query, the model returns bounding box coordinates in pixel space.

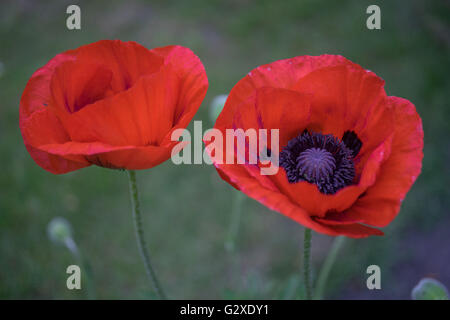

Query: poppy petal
[268,133,393,217]
[21,112,91,173]
[38,140,178,170]
[320,223,384,237]
[211,87,311,188]
[340,97,424,227]
[292,65,395,172]
[50,60,114,114]
[59,64,180,147]
[19,53,90,174]
[216,55,353,129]
[100,143,180,170]
[215,164,382,238]
[152,45,209,145]
[231,87,312,148]
[70,40,164,92]
[20,53,74,118]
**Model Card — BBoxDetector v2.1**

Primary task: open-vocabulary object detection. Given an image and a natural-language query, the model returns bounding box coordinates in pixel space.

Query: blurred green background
[1,0,449,299]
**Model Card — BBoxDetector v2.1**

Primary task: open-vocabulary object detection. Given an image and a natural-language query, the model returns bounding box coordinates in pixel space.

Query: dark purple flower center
[279,130,362,195]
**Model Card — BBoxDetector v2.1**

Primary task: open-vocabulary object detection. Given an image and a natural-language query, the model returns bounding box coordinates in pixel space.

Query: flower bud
[209,94,228,122]
[47,217,73,245]
[412,278,449,300]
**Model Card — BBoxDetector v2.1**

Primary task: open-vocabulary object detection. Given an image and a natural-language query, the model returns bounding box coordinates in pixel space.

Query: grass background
[0,0,449,299]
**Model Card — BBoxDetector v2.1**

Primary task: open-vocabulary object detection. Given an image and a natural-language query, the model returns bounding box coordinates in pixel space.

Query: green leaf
[411,278,449,300]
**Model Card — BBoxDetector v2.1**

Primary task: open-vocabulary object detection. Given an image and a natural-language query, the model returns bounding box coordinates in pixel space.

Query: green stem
[303,228,312,300]
[127,170,167,300]
[225,191,245,252]
[313,236,346,300]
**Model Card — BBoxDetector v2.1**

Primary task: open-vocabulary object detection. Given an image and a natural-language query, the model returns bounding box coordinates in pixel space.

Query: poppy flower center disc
[280,130,362,195]
[297,147,336,181]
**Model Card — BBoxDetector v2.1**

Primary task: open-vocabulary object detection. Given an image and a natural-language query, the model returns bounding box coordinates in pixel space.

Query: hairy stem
[303,228,312,300]
[127,170,167,300]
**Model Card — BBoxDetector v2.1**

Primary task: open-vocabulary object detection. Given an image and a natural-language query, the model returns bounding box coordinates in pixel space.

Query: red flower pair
[20,40,423,237]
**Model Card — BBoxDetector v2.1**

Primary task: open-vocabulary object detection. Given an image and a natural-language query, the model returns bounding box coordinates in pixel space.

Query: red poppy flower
[20,40,208,174]
[210,55,423,238]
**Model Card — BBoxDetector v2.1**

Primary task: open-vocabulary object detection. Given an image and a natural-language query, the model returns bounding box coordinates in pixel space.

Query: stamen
[279,130,361,194]
[342,130,362,157]
[297,148,336,182]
